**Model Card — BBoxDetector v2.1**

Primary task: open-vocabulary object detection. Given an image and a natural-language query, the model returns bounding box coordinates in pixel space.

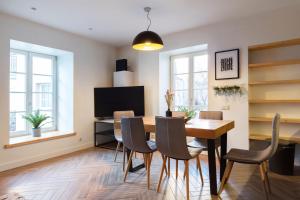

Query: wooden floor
[0,147,299,200]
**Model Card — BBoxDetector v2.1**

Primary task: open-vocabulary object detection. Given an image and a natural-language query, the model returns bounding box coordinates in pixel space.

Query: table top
[111,116,234,139]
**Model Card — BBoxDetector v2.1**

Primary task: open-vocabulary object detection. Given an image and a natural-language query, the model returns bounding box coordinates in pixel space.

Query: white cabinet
[113,71,134,87]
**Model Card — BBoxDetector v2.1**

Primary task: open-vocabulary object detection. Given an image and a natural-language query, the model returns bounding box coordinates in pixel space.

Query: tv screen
[94,86,145,118]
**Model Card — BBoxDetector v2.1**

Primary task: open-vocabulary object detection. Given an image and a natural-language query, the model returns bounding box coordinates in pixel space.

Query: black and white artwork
[215,49,239,80]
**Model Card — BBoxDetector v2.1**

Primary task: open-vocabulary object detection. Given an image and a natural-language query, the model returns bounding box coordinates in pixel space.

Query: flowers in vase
[165,89,174,110]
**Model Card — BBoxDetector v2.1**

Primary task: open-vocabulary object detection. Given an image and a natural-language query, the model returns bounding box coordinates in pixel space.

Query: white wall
[117,6,300,150]
[0,13,116,171]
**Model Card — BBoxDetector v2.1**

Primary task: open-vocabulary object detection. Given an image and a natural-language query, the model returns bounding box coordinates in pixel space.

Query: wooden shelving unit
[249,59,300,68]
[248,38,300,144]
[249,133,300,144]
[249,79,300,85]
[249,117,300,124]
[249,38,300,51]
[249,99,300,104]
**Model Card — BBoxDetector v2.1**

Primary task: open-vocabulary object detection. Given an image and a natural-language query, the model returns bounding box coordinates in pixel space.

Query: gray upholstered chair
[113,111,134,171]
[155,116,204,200]
[188,111,223,162]
[218,113,280,200]
[121,117,157,189]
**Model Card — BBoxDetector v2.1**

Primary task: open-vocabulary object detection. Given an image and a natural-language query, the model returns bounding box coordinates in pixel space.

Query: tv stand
[95,117,113,121]
[94,119,115,148]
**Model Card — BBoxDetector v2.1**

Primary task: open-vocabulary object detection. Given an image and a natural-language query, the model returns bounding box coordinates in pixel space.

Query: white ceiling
[0,0,299,47]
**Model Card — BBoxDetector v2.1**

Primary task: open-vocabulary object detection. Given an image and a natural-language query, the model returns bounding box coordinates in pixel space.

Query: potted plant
[23,110,50,137]
[178,106,197,123]
[165,89,174,117]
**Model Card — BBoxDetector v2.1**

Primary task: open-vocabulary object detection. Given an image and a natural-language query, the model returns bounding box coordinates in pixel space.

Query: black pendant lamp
[132,7,164,51]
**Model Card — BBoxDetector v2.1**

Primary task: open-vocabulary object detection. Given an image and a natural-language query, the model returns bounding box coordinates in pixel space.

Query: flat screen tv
[94,86,144,118]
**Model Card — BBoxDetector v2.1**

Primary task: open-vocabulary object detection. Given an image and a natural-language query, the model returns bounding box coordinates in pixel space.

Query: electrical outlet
[222,105,230,110]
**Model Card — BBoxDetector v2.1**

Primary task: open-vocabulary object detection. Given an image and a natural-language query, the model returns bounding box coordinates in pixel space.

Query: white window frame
[170,51,208,111]
[9,49,58,137]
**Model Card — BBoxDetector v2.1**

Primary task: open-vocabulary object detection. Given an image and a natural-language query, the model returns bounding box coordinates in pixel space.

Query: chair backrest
[199,111,223,120]
[196,111,223,145]
[172,111,186,118]
[113,110,134,137]
[155,116,192,160]
[268,113,281,158]
[121,117,152,153]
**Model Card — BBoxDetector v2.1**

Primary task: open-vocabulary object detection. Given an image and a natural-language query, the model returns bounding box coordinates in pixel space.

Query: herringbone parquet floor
[0,147,299,200]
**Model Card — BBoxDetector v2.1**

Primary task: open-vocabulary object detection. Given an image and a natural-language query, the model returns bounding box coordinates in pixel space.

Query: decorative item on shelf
[177,106,197,123]
[132,7,163,51]
[215,49,240,80]
[165,89,174,117]
[213,85,243,96]
[23,110,51,137]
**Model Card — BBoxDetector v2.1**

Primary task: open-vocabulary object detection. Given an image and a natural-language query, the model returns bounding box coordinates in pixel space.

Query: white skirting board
[0,142,93,172]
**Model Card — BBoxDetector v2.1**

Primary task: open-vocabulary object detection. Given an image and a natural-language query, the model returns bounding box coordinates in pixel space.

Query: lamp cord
[146,10,151,31]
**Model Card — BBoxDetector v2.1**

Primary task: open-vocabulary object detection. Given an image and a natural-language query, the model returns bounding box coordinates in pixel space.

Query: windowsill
[4,131,76,149]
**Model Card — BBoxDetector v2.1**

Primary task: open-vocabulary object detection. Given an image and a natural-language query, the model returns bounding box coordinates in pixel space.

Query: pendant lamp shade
[132,7,164,51]
[132,31,163,51]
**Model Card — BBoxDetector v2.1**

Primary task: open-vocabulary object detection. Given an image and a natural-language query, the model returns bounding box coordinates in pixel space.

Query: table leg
[207,139,217,195]
[220,132,228,181]
[94,122,97,147]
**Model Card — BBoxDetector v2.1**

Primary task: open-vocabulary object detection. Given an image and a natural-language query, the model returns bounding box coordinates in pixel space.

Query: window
[171,52,208,111]
[9,49,57,137]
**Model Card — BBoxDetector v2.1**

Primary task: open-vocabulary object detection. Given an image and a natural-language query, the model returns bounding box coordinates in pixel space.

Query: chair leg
[218,161,234,195]
[196,156,204,185]
[259,164,270,200]
[263,161,272,194]
[216,147,221,163]
[123,151,134,182]
[114,142,121,162]
[176,159,178,179]
[157,156,167,192]
[168,157,170,177]
[122,145,126,171]
[150,152,153,162]
[160,154,168,175]
[143,154,147,170]
[146,154,150,189]
[147,153,153,189]
[184,160,190,200]
[183,163,186,179]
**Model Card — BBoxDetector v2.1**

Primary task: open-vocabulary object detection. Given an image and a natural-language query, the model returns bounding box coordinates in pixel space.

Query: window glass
[10,52,26,73]
[171,52,208,112]
[9,50,57,137]
[32,75,53,92]
[173,57,189,74]
[10,74,26,92]
[194,55,208,72]
[174,74,189,90]
[32,56,53,75]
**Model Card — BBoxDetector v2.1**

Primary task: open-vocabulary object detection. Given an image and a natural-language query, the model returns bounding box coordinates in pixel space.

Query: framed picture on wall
[215,49,240,80]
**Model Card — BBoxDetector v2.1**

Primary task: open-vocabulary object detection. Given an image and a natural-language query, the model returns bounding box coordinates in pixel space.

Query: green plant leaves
[22,110,50,129]
[213,85,243,96]
[177,106,197,119]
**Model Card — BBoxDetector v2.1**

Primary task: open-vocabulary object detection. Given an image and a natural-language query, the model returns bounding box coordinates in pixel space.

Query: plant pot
[166,109,172,117]
[32,128,41,137]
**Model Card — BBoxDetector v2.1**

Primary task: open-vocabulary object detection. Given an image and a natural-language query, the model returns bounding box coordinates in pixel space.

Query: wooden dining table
[115,116,235,195]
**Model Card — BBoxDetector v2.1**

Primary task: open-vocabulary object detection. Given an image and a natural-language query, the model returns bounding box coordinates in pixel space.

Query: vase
[32,128,41,137]
[166,109,172,117]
